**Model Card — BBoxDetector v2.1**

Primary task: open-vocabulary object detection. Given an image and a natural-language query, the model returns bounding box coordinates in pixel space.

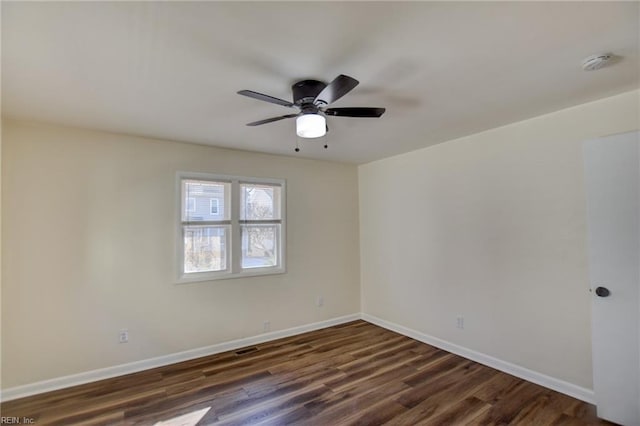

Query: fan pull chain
[324,124,329,149]
[295,135,300,152]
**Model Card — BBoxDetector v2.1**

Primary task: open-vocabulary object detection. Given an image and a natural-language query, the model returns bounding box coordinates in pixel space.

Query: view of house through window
[210,198,220,215]
[182,180,230,274]
[240,183,282,269]
[179,174,285,282]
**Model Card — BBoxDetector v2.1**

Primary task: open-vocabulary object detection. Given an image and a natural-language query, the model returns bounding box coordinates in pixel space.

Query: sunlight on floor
[153,407,211,426]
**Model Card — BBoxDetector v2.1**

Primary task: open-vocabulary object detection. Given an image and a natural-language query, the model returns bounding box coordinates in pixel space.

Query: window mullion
[238,219,282,225]
[182,220,231,226]
[230,180,241,273]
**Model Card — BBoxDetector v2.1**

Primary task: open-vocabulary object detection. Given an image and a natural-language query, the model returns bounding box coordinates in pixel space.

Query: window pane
[186,197,196,212]
[183,180,229,221]
[240,184,281,220]
[183,226,228,273]
[241,225,278,269]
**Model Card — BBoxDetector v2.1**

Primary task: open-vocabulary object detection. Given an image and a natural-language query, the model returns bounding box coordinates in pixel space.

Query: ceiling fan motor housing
[292,80,327,106]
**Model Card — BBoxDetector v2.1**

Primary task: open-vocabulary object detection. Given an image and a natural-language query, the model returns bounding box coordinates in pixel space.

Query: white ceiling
[2,2,638,164]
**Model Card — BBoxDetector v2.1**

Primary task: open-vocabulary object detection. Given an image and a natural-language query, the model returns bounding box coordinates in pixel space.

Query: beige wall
[359,90,640,389]
[1,121,360,388]
[3,89,639,392]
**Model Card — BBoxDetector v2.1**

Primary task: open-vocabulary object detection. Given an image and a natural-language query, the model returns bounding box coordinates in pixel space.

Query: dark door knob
[595,287,610,297]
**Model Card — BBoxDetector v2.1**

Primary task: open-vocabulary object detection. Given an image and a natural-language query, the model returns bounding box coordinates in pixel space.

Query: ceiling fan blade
[324,107,386,117]
[314,75,359,105]
[238,90,295,108]
[246,114,298,126]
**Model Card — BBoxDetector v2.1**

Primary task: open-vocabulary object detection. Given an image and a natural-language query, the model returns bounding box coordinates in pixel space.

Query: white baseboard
[0,313,360,402]
[1,312,595,405]
[361,313,595,404]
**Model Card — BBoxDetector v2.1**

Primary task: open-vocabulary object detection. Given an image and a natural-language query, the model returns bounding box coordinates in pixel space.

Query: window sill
[175,267,286,284]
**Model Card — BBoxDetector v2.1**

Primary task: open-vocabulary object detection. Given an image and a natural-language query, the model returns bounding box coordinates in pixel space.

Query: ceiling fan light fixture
[238,74,385,142]
[296,114,326,138]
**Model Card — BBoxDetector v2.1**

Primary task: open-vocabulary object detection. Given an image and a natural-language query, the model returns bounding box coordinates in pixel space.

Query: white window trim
[176,172,286,283]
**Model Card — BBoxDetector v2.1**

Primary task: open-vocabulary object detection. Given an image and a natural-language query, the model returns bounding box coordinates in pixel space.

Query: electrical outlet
[119,329,129,343]
[263,321,270,332]
[456,316,464,330]
[316,296,324,307]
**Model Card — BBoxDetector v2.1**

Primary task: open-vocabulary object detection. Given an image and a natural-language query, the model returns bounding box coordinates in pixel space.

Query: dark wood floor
[1,321,611,425]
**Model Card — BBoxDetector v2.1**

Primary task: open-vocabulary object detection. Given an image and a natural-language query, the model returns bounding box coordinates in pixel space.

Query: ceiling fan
[237,74,385,140]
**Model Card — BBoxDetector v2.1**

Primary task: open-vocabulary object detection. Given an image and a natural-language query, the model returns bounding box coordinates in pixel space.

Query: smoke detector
[582,53,613,71]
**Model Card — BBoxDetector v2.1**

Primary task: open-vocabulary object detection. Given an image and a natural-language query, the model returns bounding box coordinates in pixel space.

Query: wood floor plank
[509,392,568,425]
[386,363,497,425]
[305,380,410,425]
[475,381,549,425]
[38,388,166,425]
[340,398,409,425]
[215,384,332,425]
[422,396,492,426]
[0,320,612,425]
[472,369,522,404]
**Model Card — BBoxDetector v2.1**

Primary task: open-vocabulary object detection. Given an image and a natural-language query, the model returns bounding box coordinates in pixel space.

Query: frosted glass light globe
[296,114,326,138]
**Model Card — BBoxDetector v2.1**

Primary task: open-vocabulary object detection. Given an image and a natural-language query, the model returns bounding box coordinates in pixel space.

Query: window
[178,173,285,282]
[240,183,282,269]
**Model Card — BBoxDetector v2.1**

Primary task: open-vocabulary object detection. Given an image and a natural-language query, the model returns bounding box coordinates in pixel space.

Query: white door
[584,131,640,426]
